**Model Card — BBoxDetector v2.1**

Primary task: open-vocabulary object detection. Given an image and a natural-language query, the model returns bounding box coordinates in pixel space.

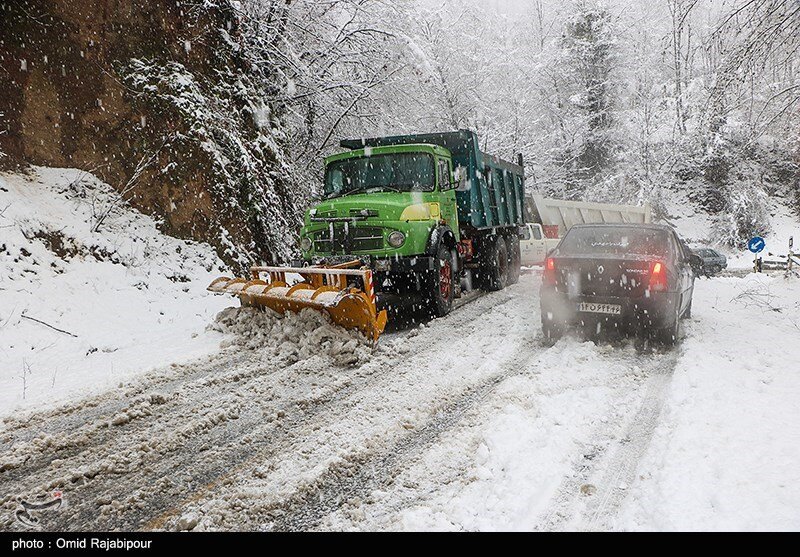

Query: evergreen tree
[557,0,618,198]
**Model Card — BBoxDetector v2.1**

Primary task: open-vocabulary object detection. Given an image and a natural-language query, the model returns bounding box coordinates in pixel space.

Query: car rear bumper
[540,287,680,331]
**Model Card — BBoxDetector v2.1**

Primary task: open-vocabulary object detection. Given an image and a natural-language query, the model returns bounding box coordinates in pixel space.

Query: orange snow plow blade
[208,261,388,342]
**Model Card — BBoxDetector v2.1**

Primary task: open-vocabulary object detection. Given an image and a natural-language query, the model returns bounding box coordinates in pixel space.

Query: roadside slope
[0,167,230,416]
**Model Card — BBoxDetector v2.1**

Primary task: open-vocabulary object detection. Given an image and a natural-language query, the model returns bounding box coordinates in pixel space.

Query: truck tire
[426,242,454,317]
[507,235,521,285]
[482,236,509,291]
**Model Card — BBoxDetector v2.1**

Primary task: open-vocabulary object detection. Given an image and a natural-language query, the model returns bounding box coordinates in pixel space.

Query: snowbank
[666,178,799,269]
[0,167,232,416]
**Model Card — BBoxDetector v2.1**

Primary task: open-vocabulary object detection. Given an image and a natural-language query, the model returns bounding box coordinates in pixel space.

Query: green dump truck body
[340,130,525,231]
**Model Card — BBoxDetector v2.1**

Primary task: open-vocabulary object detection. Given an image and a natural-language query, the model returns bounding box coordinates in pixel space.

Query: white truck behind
[520,195,652,266]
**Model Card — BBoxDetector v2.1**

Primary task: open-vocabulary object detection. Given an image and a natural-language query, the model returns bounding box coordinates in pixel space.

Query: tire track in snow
[536,348,679,531]
[265,328,544,531]
[148,291,517,531]
[0,286,517,531]
[0,351,256,480]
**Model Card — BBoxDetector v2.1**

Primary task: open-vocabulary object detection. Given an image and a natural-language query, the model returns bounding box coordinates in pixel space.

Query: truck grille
[314,225,384,254]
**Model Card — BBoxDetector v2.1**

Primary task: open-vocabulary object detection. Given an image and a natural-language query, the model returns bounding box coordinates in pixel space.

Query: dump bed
[340,130,525,230]
[528,194,652,238]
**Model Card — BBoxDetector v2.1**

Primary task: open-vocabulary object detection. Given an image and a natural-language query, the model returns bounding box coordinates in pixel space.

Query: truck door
[438,158,458,235]
[531,224,548,265]
[519,224,533,265]
[520,224,546,266]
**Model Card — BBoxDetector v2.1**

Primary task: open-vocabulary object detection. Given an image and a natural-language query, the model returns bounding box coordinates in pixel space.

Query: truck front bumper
[303,255,435,273]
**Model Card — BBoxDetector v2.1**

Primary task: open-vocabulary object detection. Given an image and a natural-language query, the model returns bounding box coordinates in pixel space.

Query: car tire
[427,243,454,317]
[683,298,692,319]
[542,320,564,345]
[657,305,681,346]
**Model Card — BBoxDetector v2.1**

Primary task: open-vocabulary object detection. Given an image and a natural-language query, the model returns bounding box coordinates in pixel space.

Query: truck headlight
[300,236,312,251]
[387,231,406,248]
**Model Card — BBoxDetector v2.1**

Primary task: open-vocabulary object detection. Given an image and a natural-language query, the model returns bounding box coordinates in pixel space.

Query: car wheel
[682,298,692,319]
[657,305,681,346]
[542,320,563,346]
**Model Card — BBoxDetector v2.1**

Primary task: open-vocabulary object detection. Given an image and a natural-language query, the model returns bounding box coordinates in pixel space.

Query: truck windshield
[558,227,669,258]
[324,153,435,198]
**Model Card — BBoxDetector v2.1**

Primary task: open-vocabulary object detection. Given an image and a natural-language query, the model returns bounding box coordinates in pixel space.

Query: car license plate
[578,302,621,315]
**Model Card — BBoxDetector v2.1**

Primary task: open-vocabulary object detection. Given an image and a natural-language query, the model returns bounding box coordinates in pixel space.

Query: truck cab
[299,143,459,268]
[519,223,560,266]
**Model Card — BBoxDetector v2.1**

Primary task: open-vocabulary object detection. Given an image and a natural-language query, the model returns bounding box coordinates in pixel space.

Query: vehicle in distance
[540,223,699,345]
[519,222,559,267]
[692,247,728,276]
[519,195,652,267]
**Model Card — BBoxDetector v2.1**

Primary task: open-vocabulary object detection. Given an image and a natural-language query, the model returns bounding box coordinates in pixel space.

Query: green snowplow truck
[298,130,526,316]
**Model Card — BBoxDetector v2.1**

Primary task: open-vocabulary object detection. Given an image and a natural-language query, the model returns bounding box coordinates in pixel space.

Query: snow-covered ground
[315,274,800,531]
[1,167,799,532]
[0,167,230,415]
[619,274,800,531]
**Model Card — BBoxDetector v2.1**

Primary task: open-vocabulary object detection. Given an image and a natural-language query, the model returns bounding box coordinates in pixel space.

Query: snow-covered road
[1,270,799,531]
[0,272,675,531]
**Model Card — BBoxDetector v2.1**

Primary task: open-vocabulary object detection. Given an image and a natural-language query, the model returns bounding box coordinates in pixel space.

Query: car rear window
[558,227,670,258]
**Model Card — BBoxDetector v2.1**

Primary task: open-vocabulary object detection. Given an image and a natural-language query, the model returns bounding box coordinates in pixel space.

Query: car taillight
[543,257,557,286]
[649,260,667,291]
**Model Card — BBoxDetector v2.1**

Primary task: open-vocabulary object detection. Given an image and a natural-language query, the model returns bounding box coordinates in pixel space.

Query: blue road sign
[748,236,766,254]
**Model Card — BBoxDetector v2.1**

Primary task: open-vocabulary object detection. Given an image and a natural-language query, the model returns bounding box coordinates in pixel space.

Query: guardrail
[753,236,797,276]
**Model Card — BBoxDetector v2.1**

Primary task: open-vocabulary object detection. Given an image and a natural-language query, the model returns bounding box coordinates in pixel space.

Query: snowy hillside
[0,167,231,414]
[664,179,799,269]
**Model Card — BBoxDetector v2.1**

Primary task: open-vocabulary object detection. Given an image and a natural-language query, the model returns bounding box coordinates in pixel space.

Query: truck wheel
[427,243,454,317]
[507,235,521,285]
[482,236,509,291]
